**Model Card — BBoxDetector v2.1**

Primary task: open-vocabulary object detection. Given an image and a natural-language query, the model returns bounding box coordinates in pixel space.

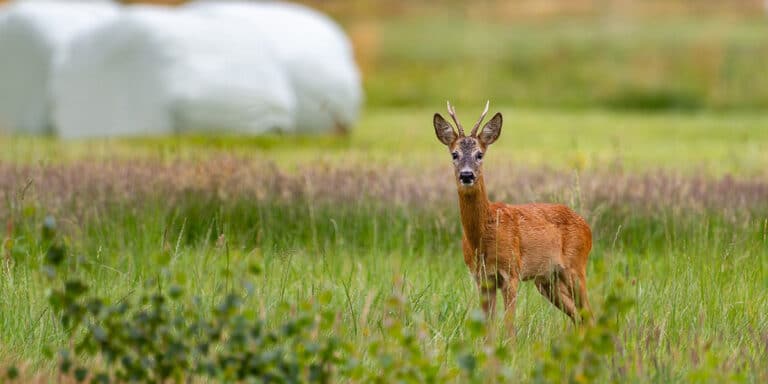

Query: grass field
[2,107,767,382]
[1,1,767,381]
[356,11,768,111]
[4,107,768,174]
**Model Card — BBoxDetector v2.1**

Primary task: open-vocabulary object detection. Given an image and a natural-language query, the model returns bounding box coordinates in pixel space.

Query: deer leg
[555,280,580,323]
[477,276,498,321]
[501,276,519,338]
[534,277,561,312]
[557,269,593,325]
[574,272,593,325]
[534,276,579,324]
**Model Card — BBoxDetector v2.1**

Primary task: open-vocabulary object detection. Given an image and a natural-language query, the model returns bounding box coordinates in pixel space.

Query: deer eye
[476,152,484,160]
[451,152,459,160]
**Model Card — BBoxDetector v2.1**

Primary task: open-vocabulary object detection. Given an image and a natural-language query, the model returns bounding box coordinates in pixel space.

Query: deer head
[433,101,503,188]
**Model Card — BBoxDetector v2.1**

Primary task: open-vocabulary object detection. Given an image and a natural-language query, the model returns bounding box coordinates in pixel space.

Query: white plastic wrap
[52,5,296,138]
[186,1,363,133]
[0,0,117,134]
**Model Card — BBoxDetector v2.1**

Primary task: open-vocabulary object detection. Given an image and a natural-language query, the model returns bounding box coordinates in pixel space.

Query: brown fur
[435,103,593,336]
[457,174,592,327]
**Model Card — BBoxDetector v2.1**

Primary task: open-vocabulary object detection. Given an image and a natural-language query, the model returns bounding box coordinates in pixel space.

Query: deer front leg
[501,276,519,338]
[477,275,498,321]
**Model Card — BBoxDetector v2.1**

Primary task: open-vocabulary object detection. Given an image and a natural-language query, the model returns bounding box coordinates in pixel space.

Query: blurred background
[153,0,766,111]
[0,0,768,173]
[130,0,768,111]
[2,0,768,118]
[314,0,768,111]
[1,0,767,172]
[91,0,768,111]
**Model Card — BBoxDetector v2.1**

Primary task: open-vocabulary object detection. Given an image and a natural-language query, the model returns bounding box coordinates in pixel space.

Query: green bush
[41,232,343,383]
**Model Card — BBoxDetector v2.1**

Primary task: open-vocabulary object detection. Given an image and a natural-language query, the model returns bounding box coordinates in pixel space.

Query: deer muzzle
[459,170,476,185]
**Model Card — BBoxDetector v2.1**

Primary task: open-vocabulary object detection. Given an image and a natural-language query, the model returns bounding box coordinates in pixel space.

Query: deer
[433,101,593,335]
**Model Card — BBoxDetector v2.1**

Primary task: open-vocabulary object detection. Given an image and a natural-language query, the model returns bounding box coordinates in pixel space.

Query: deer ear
[433,113,457,146]
[478,112,502,146]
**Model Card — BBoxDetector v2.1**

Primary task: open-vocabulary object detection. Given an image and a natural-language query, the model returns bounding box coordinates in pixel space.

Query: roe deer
[433,101,593,334]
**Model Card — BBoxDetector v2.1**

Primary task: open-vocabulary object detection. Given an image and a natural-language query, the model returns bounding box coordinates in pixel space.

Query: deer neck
[457,176,490,251]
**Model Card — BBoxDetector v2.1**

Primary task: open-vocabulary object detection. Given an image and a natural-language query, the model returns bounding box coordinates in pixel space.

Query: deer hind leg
[554,268,593,324]
[555,277,581,324]
[534,275,579,324]
[557,269,594,325]
[574,271,593,324]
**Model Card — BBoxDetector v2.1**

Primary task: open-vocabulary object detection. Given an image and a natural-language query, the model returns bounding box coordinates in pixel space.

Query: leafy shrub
[530,283,635,383]
[42,240,343,383]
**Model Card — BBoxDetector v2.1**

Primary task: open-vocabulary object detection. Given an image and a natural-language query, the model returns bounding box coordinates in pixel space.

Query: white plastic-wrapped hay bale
[187,1,363,134]
[53,6,296,138]
[0,0,118,135]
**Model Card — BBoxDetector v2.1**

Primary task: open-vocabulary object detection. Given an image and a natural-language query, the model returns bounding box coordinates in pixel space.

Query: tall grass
[1,158,766,381]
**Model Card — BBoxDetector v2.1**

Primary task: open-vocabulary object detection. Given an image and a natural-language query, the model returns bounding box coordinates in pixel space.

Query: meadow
[348,2,768,112]
[2,2,768,382]
[2,107,768,382]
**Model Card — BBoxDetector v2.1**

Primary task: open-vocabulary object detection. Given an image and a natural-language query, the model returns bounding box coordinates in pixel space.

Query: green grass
[4,107,768,175]
[363,15,768,111]
[2,194,766,381]
[3,3,768,380]
[1,108,768,381]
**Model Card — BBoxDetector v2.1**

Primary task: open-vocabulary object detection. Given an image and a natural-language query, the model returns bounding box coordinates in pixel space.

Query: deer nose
[459,171,475,184]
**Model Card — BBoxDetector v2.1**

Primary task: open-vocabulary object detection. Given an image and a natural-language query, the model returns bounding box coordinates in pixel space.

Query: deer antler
[446,101,465,137]
[469,100,490,137]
